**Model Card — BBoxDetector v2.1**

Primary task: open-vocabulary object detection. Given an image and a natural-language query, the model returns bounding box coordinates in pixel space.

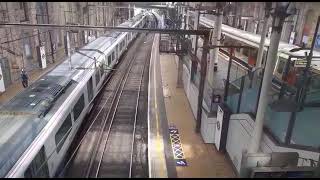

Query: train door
[24,146,49,178]
[107,53,112,66]
[116,44,119,59]
[95,67,100,87]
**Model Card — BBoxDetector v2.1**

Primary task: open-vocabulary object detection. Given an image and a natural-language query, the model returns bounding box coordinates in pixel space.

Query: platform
[0,50,66,106]
[148,34,235,178]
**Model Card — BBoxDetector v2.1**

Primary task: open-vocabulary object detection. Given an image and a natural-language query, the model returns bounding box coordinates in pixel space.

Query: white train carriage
[192,13,320,82]
[0,12,149,178]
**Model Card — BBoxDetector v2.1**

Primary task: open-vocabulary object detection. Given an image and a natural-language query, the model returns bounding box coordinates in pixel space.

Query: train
[0,11,151,178]
[192,13,320,85]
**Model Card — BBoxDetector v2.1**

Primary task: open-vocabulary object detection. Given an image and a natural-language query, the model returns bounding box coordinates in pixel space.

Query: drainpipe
[46,2,55,63]
[248,2,292,153]
[256,2,272,68]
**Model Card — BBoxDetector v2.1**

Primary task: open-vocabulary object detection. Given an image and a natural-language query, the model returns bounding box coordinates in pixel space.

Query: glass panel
[264,105,291,142]
[226,77,242,113]
[100,64,104,76]
[24,146,49,178]
[87,78,93,102]
[276,57,286,74]
[95,70,100,85]
[108,55,112,65]
[73,94,85,121]
[55,114,72,153]
[239,70,262,114]
[305,74,320,103]
[291,107,320,147]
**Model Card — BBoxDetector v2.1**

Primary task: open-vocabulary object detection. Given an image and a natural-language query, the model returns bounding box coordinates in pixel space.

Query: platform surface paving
[159,54,236,178]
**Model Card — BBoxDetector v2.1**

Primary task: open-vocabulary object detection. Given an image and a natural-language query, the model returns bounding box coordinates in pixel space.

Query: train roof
[0,12,146,177]
[198,15,320,58]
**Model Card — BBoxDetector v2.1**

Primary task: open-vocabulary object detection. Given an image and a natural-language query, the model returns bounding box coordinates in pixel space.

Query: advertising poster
[40,46,47,69]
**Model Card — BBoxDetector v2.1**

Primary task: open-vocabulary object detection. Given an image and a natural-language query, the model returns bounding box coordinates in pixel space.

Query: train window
[87,77,93,102]
[95,69,100,85]
[112,51,115,61]
[276,57,287,74]
[121,41,124,51]
[108,55,112,65]
[73,94,85,121]
[100,64,104,76]
[55,114,72,153]
[24,146,49,178]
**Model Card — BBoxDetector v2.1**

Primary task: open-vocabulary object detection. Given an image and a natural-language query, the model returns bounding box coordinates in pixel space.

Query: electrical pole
[248,2,293,153]
[256,2,272,68]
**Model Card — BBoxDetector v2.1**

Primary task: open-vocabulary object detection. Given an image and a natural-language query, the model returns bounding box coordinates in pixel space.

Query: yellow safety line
[153,39,168,177]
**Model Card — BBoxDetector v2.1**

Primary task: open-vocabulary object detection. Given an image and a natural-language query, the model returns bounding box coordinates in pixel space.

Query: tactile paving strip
[169,125,187,166]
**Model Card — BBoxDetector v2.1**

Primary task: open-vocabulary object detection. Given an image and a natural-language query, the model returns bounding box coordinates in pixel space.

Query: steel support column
[192,4,200,52]
[128,4,131,19]
[208,4,223,88]
[256,2,272,68]
[177,55,183,88]
[0,23,209,35]
[195,34,209,133]
[248,2,292,153]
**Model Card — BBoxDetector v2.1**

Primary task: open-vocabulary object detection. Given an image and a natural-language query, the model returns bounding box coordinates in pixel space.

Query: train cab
[273,50,320,89]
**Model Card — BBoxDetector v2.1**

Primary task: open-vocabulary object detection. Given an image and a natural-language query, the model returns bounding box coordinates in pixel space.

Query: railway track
[63,33,153,178]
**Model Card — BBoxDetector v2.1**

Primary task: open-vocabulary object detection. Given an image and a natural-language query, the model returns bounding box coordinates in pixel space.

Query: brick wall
[0,2,122,86]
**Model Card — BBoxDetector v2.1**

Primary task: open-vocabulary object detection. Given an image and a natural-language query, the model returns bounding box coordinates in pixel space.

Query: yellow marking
[152,40,168,177]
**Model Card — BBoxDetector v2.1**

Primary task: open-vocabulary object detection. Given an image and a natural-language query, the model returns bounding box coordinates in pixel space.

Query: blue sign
[175,159,188,166]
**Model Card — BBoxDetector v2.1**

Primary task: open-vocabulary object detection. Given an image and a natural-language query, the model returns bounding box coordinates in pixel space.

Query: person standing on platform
[21,68,29,88]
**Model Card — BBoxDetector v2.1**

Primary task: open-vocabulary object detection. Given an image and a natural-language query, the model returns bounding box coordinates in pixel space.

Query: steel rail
[86,36,142,177]
[56,34,142,177]
[128,39,149,178]
[95,33,150,178]
[94,48,139,178]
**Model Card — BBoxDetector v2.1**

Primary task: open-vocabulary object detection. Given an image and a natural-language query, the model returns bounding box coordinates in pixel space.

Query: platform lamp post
[248,2,295,153]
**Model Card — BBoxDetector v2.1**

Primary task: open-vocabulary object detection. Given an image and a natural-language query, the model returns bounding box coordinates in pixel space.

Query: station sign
[293,58,307,67]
